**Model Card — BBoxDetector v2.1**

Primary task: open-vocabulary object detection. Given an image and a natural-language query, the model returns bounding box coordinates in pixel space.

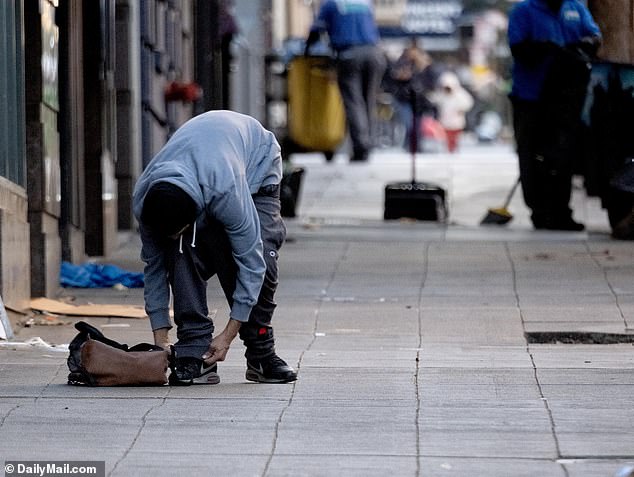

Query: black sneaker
[246,355,297,383]
[533,216,585,231]
[169,357,220,386]
[548,218,585,231]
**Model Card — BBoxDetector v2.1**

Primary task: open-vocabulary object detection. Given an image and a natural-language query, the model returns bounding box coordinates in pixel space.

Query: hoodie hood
[133,159,206,222]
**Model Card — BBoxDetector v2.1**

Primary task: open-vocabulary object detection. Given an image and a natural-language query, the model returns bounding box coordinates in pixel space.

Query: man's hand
[574,36,601,58]
[153,328,172,355]
[202,319,241,365]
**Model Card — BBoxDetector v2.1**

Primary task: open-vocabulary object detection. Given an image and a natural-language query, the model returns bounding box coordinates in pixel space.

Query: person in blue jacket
[306,0,386,162]
[508,0,601,230]
[132,110,297,385]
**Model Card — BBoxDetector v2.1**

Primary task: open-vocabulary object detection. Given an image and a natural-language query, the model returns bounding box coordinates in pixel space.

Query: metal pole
[410,87,417,183]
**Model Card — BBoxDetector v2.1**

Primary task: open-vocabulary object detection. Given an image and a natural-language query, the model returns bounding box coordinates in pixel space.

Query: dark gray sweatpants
[336,44,387,159]
[165,188,286,361]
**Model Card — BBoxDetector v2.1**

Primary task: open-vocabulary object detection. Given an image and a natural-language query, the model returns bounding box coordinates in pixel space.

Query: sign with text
[376,0,463,36]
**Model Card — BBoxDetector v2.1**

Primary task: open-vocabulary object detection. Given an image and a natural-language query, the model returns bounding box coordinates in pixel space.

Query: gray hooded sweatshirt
[132,110,282,330]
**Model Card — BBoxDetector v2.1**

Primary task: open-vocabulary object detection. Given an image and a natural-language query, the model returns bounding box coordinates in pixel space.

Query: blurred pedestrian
[429,71,474,153]
[383,40,439,152]
[306,0,386,162]
[508,0,601,230]
[133,110,297,386]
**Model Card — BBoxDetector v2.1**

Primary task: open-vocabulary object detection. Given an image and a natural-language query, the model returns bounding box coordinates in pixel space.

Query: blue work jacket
[508,0,600,100]
[310,0,380,52]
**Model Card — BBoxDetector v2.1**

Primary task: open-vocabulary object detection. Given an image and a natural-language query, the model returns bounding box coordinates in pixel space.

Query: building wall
[0,180,30,311]
[3,0,286,305]
[115,0,142,230]
[25,0,63,297]
[286,0,315,39]
[0,1,26,187]
[141,0,197,167]
[82,0,118,258]
[0,0,30,310]
[589,0,634,64]
[58,0,87,264]
[0,0,201,305]
[230,0,272,121]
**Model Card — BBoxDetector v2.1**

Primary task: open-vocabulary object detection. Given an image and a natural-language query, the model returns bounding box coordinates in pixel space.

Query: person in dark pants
[508,0,601,230]
[306,0,386,162]
[382,40,439,152]
[132,110,297,385]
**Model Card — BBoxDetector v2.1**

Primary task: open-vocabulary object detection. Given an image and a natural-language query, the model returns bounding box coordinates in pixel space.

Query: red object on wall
[164,82,202,102]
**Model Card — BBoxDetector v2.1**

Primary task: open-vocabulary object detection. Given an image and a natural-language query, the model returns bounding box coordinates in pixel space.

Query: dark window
[0,0,26,186]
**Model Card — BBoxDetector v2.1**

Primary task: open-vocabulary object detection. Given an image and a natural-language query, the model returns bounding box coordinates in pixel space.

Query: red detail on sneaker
[258,327,267,335]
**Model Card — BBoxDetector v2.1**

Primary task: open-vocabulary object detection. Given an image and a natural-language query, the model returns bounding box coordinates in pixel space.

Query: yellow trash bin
[287,56,346,156]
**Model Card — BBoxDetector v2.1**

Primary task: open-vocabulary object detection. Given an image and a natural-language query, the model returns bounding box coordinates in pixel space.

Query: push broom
[480,178,520,226]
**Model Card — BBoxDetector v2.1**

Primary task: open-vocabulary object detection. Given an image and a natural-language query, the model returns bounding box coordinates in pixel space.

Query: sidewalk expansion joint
[262,243,350,477]
[415,242,430,477]
[526,331,634,345]
[0,404,23,431]
[558,455,634,462]
[504,242,567,472]
[585,242,629,329]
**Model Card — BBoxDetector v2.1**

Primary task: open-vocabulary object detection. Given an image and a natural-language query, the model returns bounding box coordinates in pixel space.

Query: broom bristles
[480,207,513,225]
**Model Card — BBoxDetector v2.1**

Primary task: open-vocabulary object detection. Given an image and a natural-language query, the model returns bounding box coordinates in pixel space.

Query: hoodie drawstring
[178,221,197,254]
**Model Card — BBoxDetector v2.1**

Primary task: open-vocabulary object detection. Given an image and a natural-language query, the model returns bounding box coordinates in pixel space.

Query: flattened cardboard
[30,298,147,319]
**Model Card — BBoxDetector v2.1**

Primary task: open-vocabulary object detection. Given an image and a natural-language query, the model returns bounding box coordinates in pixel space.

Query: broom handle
[410,88,417,183]
[503,178,521,208]
[411,137,416,183]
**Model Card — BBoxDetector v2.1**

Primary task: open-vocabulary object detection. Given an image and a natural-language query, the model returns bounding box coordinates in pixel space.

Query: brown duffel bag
[67,321,169,386]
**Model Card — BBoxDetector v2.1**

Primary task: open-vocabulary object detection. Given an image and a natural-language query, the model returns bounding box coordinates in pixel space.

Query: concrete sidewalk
[291,143,611,233]
[1,146,633,477]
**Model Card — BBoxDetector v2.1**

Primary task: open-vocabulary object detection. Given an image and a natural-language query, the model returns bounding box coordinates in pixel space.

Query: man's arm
[139,224,173,348]
[305,29,321,54]
[207,182,266,324]
[200,178,266,361]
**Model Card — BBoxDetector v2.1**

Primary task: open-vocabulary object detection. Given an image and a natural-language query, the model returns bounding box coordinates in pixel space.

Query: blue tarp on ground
[60,261,144,288]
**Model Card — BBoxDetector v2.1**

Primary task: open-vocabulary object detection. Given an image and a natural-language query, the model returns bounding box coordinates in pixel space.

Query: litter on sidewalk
[30,298,147,319]
[0,336,68,352]
[60,261,144,288]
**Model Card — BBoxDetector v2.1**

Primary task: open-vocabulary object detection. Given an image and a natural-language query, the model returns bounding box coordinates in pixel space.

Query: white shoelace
[178,222,197,254]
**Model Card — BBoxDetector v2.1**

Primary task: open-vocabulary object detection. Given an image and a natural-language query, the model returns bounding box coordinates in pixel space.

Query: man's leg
[244,193,296,382]
[239,194,286,361]
[445,129,461,153]
[166,230,215,359]
[211,191,296,383]
[361,45,387,148]
[165,223,220,384]
[545,148,575,225]
[531,100,582,230]
[545,114,581,227]
[337,50,371,161]
[395,100,414,150]
[512,98,552,226]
